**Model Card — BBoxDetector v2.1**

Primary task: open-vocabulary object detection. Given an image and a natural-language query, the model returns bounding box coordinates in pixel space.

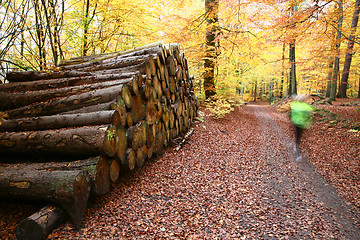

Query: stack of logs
[0,42,198,239]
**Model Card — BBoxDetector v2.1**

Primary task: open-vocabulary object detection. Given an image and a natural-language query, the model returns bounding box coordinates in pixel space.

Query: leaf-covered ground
[1,100,359,239]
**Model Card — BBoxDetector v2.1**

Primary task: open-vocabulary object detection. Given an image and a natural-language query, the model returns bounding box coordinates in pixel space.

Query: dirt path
[30,105,360,239]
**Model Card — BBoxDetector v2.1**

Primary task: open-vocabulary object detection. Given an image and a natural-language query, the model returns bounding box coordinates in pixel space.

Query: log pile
[0,42,198,238]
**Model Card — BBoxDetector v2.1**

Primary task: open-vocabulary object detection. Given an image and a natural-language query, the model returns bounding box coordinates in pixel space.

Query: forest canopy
[1,0,359,100]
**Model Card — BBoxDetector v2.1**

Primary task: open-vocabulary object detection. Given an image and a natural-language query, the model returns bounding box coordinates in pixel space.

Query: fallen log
[0,110,120,132]
[0,125,117,158]
[16,205,66,240]
[7,84,130,118]
[0,169,91,227]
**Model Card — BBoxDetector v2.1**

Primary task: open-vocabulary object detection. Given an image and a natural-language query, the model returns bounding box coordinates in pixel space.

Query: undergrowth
[204,95,242,119]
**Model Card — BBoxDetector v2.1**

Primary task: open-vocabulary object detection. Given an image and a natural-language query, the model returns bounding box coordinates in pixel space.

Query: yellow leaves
[205,95,240,119]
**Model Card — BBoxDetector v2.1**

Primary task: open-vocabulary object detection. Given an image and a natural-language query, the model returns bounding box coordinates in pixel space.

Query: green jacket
[290,101,314,129]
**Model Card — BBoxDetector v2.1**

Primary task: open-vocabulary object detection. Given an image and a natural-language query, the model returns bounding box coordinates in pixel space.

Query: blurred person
[290,94,314,159]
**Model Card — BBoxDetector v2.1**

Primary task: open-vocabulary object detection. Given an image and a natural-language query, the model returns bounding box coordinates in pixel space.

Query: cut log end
[70,171,91,228]
[16,205,66,240]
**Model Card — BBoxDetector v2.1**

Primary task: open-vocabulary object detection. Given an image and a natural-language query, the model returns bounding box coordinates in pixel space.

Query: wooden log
[0,125,117,158]
[127,122,147,151]
[147,142,154,159]
[146,124,155,148]
[131,94,146,123]
[71,55,150,72]
[146,98,157,125]
[126,148,136,171]
[0,77,136,110]
[0,110,120,132]
[126,111,134,127]
[109,159,120,183]
[0,72,137,93]
[0,169,91,228]
[136,147,145,168]
[154,133,164,156]
[0,156,110,196]
[61,100,117,115]
[116,125,127,164]
[16,205,66,240]
[6,70,91,82]
[111,99,127,127]
[7,84,127,119]
[59,42,163,68]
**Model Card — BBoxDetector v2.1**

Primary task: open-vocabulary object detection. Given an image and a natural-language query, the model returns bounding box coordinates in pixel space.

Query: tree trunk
[0,156,110,195]
[59,42,163,68]
[0,169,91,227]
[0,125,117,158]
[0,78,134,110]
[7,84,126,118]
[326,57,334,97]
[289,40,297,95]
[16,205,66,240]
[338,0,359,98]
[204,0,219,99]
[0,110,120,132]
[330,0,343,101]
[109,159,120,183]
[61,100,117,115]
[6,70,91,82]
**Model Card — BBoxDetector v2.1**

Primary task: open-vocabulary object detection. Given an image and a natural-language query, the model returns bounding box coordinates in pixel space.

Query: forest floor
[1,98,360,239]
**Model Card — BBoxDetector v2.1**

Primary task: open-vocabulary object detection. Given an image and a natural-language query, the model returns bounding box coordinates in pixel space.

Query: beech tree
[204,0,219,99]
[338,0,360,98]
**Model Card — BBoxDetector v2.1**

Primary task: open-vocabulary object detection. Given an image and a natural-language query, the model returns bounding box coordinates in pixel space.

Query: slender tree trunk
[83,0,90,56]
[280,43,285,98]
[358,74,360,98]
[338,0,360,98]
[253,81,257,102]
[34,0,46,70]
[288,3,298,96]
[204,0,219,99]
[330,0,343,101]
[289,40,297,95]
[326,56,334,97]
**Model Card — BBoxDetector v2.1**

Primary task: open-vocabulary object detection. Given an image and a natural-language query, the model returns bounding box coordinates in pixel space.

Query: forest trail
[50,104,360,239]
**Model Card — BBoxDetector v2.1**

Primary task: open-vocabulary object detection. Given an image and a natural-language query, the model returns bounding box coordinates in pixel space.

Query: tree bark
[0,125,116,158]
[0,77,134,110]
[0,72,139,93]
[61,100,117,115]
[7,84,125,119]
[0,156,110,196]
[116,125,127,164]
[204,0,219,99]
[0,169,91,227]
[59,42,163,68]
[16,205,66,240]
[330,0,343,101]
[6,70,91,82]
[109,159,120,183]
[0,110,120,132]
[338,0,360,98]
